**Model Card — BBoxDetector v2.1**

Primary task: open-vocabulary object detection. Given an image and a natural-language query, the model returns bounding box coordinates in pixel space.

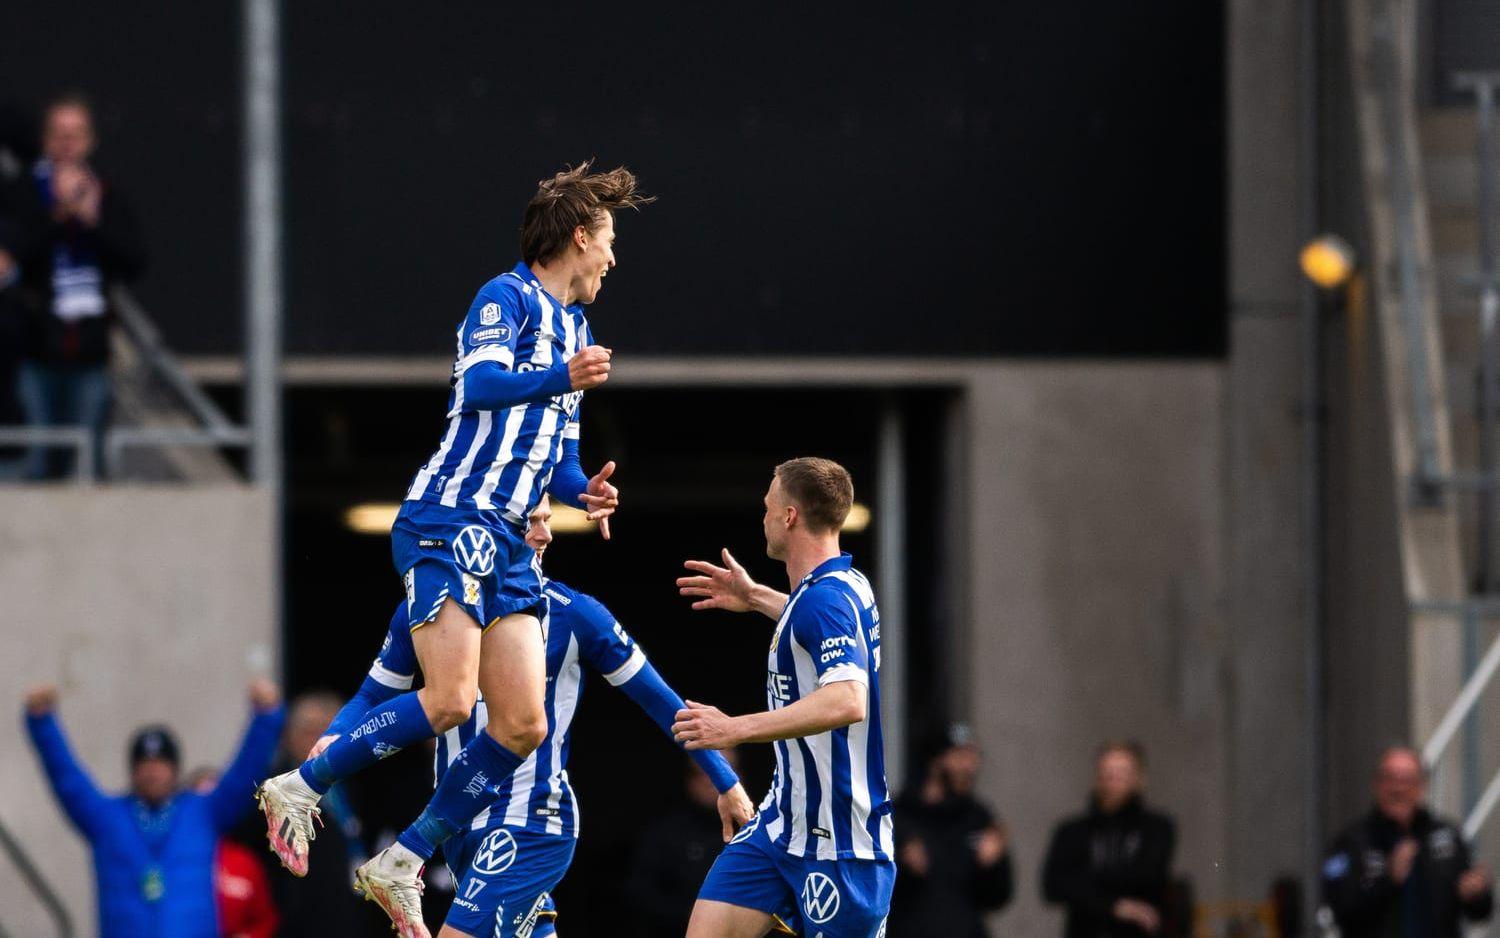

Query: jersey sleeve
[791,588,869,686]
[370,603,417,690]
[456,277,528,375]
[564,588,646,686]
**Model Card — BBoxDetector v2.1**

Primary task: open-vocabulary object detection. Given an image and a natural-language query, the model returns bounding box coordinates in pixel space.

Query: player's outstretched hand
[673,700,741,751]
[248,677,281,712]
[24,685,60,716]
[677,549,756,612]
[717,783,756,843]
[579,460,619,539]
[567,345,612,391]
[307,733,339,760]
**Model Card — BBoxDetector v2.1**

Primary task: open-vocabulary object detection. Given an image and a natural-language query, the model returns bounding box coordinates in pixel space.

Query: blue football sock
[396,732,525,859]
[299,692,435,795]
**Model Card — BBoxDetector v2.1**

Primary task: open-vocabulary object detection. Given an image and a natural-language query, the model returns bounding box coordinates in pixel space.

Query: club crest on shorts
[463,573,482,607]
[471,828,518,874]
[453,525,498,576]
[801,872,841,924]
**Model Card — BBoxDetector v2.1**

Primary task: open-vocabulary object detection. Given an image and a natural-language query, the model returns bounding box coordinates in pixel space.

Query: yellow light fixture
[343,502,400,536]
[1299,234,1357,289]
[843,503,871,533]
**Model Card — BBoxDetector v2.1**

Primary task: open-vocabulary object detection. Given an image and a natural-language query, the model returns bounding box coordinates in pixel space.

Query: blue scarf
[34,159,106,322]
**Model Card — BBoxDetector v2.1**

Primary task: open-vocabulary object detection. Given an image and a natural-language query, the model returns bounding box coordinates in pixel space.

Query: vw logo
[471,828,518,875]
[454,525,499,576]
[801,872,841,924]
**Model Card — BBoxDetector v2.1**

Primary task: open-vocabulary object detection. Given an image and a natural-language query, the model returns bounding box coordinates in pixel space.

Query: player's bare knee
[422,686,478,733]
[487,712,547,756]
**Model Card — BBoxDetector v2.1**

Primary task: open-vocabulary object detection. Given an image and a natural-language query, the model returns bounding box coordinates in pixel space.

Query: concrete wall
[964,362,1230,935]
[0,486,276,938]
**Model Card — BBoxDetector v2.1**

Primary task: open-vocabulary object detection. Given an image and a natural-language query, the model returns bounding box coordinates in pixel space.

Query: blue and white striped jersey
[405,262,591,521]
[365,578,644,839]
[759,553,892,861]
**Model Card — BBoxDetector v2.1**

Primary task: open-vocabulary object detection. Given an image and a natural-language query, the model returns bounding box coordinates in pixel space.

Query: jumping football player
[312,496,755,937]
[257,163,649,913]
[673,458,895,938]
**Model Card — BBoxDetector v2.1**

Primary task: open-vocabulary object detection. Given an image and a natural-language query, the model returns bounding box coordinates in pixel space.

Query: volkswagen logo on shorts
[801,872,841,924]
[471,828,518,874]
[454,526,498,576]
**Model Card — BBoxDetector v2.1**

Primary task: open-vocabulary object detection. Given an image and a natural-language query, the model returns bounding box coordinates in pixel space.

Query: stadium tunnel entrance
[278,383,961,933]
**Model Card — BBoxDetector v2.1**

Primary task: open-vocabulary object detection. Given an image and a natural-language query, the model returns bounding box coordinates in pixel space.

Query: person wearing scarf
[17,93,145,479]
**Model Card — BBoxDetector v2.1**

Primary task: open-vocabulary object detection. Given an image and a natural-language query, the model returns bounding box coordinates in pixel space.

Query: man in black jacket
[17,92,145,479]
[1042,741,1176,937]
[891,723,1013,937]
[1322,746,1491,937]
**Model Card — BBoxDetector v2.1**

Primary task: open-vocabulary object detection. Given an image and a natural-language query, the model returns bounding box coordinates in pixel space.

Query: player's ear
[573,224,588,252]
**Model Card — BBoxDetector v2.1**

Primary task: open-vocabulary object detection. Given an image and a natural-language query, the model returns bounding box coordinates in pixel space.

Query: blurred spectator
[22,680,283,938]
[17,92,145,479]
[187,767,279,938]
[1042,740,1176,937]
[0,107,43,476]
[891,723,1013,937]
[1321,746,1492,937]
[229,690,366,937]
[626,751,743,936]
[0,215,29,473]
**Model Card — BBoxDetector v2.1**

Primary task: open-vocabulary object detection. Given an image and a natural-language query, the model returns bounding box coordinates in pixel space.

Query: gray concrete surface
[0,486,276,938]
[965,362,1230,936]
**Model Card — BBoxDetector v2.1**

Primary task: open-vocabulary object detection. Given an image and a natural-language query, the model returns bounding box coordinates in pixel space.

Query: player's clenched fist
[248,677,282,712]
[672,700,742,751]
[567,345,612,391]
[24,684,60,716]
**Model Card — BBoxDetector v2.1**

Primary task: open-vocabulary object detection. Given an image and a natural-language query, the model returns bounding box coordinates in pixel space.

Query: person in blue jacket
[23,679,285,938]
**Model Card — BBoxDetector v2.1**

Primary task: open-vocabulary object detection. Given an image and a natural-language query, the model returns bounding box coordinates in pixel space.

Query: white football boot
[354,843,430,938]
[254,769,322,877]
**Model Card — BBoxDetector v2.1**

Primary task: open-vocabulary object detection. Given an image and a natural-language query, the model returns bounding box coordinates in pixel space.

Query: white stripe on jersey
[368,660,414,690]
[532,294,556,367]
[788,623,838,860]
[456,343,515,374]
[473,404,529,510]
[500,748,540,829]
[543,634,582,835]
[762,588,810,847]
[846,600,875,857]
[603,646,646,686]
[406,414,461,500]
[467,698,493,830]
[503,407,561,519]
[440,410,492,507]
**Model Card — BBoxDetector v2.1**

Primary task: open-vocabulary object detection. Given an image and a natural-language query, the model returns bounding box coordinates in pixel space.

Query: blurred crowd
[0,92,145,481]
[20,678,1497,937]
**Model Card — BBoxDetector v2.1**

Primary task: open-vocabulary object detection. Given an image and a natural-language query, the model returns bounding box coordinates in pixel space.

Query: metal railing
[0,817,73,937]
[0,287,251,482]
[1420,70,1500,844]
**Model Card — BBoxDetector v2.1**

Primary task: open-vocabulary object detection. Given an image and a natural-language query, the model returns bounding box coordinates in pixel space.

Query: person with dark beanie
[1042,740,1176,937]
[23,681,283,938]
[890,723,1014,937]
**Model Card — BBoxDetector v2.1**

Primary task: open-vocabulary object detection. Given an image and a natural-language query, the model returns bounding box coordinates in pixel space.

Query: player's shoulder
[810,564,875,607]
[543,580,615,631]
[468,270,536,317]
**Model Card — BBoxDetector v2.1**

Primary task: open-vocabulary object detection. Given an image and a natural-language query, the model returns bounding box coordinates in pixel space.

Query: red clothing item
[214,840,279,938]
